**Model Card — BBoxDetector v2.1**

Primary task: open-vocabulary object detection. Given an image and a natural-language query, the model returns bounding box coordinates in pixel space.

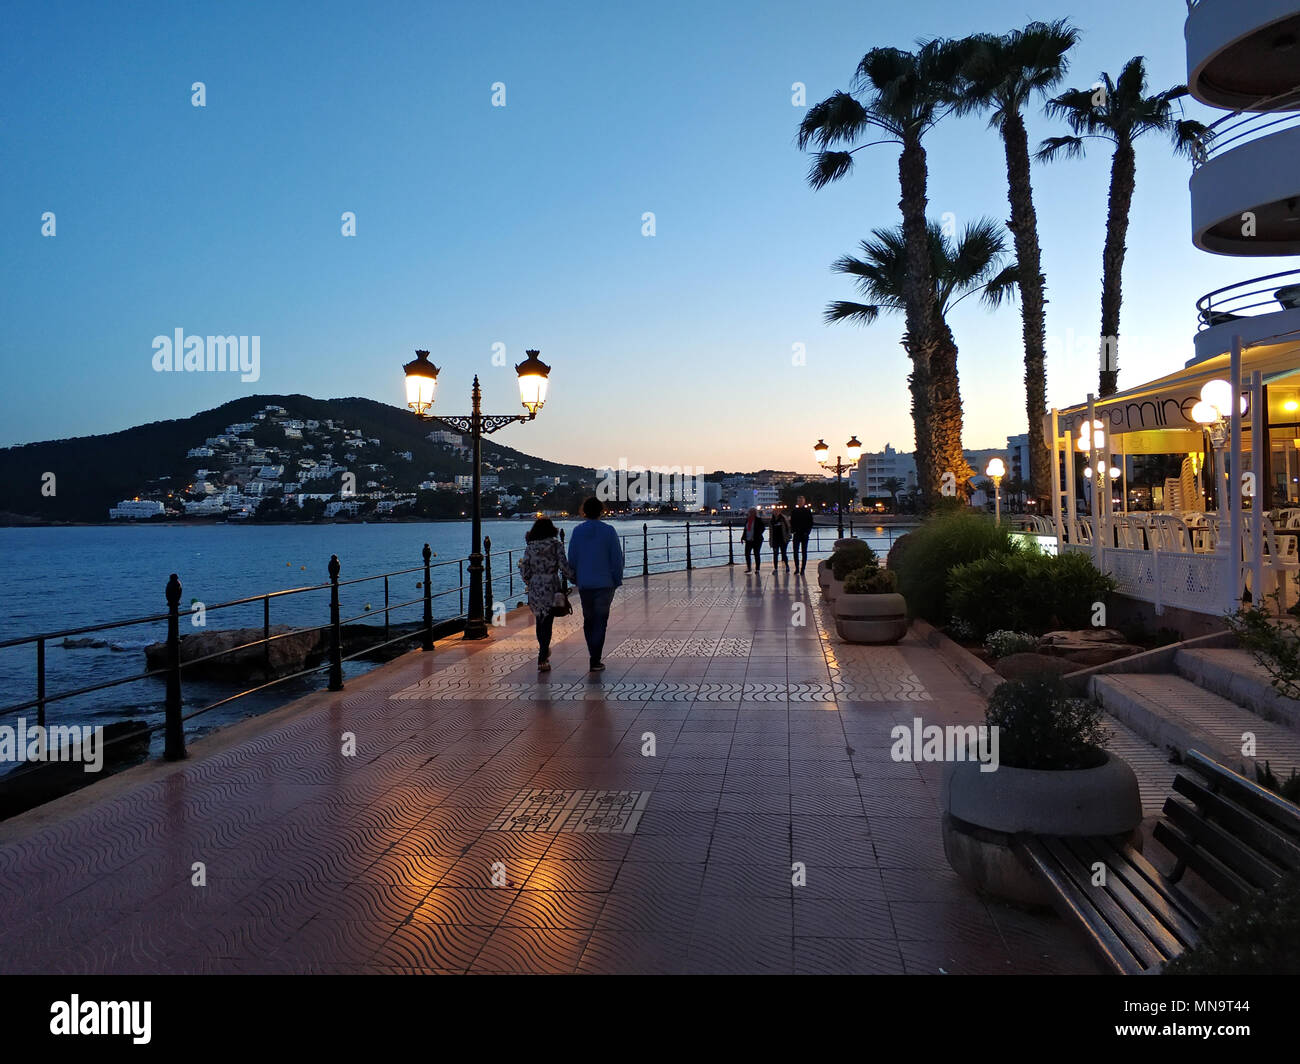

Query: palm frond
[806,151,855,190]
[981,263,1023,309]
[797,91,872,150]
[824,301,883,326]
[1035,134,1086,162]
[1171,117,1213,161]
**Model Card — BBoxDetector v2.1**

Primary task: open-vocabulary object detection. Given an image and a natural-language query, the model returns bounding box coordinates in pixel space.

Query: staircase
[1090,645,1300,781]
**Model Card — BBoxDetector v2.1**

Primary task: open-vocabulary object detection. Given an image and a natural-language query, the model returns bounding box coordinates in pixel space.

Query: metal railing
[1196,267,1300,328]
[0,518,907,785]
[1194,94,1300,170]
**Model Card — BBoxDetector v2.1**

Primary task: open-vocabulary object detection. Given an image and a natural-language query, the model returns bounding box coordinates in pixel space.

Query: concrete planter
[940,748,1142,906]
[817,560,833,592]
[833,592,908,645]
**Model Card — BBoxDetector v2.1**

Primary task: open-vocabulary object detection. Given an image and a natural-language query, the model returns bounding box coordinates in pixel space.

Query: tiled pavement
[0,566,1104,974]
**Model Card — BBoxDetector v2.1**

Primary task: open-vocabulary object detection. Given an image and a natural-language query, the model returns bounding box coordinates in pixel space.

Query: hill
[0,395,594,523]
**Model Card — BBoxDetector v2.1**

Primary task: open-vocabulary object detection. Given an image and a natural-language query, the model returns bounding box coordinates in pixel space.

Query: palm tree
[959,20,1078,507]
[826,218,1019,496]
[882,475,904,512]
[1037,56,1211,397]
[798,39,972,506]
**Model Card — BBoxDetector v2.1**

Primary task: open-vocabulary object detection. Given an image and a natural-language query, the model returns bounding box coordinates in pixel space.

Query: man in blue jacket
[567,496,624,671]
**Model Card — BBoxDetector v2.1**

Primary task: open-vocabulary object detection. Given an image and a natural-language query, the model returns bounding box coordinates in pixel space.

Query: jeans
[771,541,789,567]
[578,586,616,663]
[743,541,762,569]
[792,534,810,571]
[535,611,554,660]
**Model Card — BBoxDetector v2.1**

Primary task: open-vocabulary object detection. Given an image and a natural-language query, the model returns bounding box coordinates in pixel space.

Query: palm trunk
[1099,138,1136,398]
[1001,111,1052,506]
[931,321,973,490]
[898,130,941,506]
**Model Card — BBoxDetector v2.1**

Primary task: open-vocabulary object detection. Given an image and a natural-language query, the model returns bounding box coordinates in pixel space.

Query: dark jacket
[790,506,815,538]
[742,515,766,546]
[768,513,791,548]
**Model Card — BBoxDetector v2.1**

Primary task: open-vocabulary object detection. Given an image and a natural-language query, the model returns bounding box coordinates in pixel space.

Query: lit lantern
[845,436,862,464]
[515,349,551,415]
[814,439,829,466]
[403,350,439,415]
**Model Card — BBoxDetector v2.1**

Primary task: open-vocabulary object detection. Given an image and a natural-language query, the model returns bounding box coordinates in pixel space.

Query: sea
[0,518,906,754]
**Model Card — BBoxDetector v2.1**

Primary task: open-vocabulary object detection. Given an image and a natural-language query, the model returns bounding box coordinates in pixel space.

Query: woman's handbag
[552,585,573,616]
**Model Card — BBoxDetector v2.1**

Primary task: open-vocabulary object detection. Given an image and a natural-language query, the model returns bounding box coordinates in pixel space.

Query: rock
[61,637,108,649]
[1056,644,1144,667]
[144,625,324,682]
[1038,628,1127,646]
[994,653,1078,681]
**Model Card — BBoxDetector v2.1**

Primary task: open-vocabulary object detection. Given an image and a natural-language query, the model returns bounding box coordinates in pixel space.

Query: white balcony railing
[1194,96,1300,171]
[1196,268,1300,329]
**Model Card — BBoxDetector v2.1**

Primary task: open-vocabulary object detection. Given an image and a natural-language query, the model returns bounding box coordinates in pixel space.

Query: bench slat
[1015,836,1147,975]
[1153,819,1257,904]
[1072,836,1204,949]
[1185,749,1300,838]
[1162,795,1285,890]
[1173,774,1300,872]
[1040,836,1176,970]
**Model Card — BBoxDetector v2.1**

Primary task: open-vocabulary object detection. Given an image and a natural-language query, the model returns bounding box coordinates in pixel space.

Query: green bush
[1227,599,1300,701]
[843,565,898,595]
[830,540,877,579]
[984,630,1038,659]
[1164,869,1300,975]
[892,511,1013,624]
[886,532,912,572]
[984,673,1110,770]
[948,548,1115,640]
[1256,760,1300,803]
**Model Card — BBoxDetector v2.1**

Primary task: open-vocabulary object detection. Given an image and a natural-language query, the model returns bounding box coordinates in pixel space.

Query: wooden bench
[1012,749,1300,974]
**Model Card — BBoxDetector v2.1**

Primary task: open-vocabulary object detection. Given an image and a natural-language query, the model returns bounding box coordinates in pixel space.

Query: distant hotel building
[854,444,917,501]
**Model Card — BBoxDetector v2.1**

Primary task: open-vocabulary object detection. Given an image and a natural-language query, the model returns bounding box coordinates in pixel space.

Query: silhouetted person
[518,517,575,671]
[567,496,624,671]
[741,507,766,572]
[769,507,791,571]
[790,496,815,574]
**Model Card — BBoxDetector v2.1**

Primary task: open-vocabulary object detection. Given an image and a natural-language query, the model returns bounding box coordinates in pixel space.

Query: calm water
[0,519,901,749]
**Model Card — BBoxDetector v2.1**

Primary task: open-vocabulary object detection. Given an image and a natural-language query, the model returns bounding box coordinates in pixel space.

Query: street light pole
[404,349,551,641]
[815,435,861,541]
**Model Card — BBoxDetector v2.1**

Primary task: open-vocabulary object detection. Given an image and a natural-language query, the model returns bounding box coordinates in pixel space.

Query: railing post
[508,550,514,597]
[422,544,433,651]
[459,559,465,615]
[685,521,693,570]
[383,575,390,644]
[263,594,271,675]
[642,523,649,577]
[328,555,343,691]
[164,573,186,761]
[483,535,494,628]
[728,523,735,566]
[36,637,46,729]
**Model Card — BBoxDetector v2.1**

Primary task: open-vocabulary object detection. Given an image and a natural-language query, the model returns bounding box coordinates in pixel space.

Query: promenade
[0,565,1103,974]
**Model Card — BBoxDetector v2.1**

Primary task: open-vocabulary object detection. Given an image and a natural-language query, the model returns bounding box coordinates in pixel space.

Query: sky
[2,0,1292,476]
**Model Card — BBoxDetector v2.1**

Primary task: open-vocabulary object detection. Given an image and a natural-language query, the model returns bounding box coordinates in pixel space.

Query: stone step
[1090,673,1300,781]
[1175,647,1300,732]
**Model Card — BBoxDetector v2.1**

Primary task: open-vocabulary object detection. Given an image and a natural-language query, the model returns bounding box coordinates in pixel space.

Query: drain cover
[489,789,651,834]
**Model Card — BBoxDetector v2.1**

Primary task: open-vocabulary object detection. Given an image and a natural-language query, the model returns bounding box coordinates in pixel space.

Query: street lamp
[816,435,861,538]
[403,348,552,639]
[985,457,1006,524]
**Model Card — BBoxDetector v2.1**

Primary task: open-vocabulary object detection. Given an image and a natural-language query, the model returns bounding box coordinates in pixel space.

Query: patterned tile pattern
[0,565,1116,974]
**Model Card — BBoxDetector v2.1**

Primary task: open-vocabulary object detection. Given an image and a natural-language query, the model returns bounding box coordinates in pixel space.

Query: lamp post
[985,457,1006,525]
[1192,378,1244,512]
[815,435,862,539]
[403,348,551,639]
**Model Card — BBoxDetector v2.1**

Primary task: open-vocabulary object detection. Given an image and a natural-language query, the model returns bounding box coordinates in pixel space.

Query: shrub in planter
[984,630,1038,659]
[1164,868,1300,975]
[834,562,906,644]
[984,673,1110,770]
[886,532,912,573]
[892,511,1012,624]
[830,541,877,579]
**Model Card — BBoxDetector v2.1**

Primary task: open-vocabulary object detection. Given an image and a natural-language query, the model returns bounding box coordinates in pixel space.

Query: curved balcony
[1192,267,1300,362]
[1185,0,1300,111]
[1190,110,1300,255]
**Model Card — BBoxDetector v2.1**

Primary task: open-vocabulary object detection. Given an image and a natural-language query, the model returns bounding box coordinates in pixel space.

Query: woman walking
[518,517,575,671]
[769,507,791,571]
[741,507,766,572]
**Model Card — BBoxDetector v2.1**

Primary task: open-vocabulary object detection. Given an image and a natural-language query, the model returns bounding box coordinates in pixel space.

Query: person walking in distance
[741,507,766,573]
[769,506,792,571]
[790,496,815,574]
[517,517,575,672]
[566,496,624,672]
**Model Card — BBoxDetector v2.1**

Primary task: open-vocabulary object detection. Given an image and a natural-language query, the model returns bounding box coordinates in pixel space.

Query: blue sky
[2,0,1290,473]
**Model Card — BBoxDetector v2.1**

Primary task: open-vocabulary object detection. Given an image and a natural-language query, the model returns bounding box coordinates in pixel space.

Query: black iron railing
[0,518,904,780]
[1196,267,1300,328]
